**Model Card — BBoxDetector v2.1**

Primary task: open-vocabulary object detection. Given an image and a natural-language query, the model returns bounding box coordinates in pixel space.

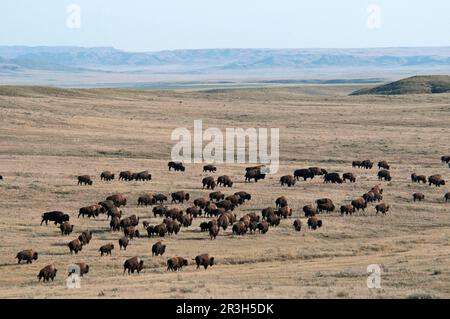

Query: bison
[16,249,38,264]
[303,205,317,217]
[75,263,89,277]
[280,175,296,187]
[293,219,302,231]
[38,264,57,282]
[340,204,354,215]
[428,175,445,187]
[99,244,114,256]
[209,191,225,202]
[78,205,104,218]
[378,170,392,181]
[119,236,129,250]
[441,155,450,164]
[167,257,188,271]
[413,193,425,202]
[277,206,292,219]
[41,211,69,226]
[110,217,121,232]
[60,221,74,235]
[245,169,266,182]
[275,196,288,208]
[361,160,374,169]
[78,230,92,245]
[411,173,427,184]
[152,241,166,256]
[378,161,390,170]
[342,172,356,183]
[202,176,217,190]
[153,194,168,204]
[308,167,328,176]
[257,220,270,233]
[119,171,132,181]
[307,216,322,230]
[217,175,233,187]
[294,168,314,181]
[232,221,247,235]
[203,165,217,172]
[234,191,252,202]
[100,171,115,181]
[138,194,155,206]
[352,161,362,168]
[324,173,343,184]
[123,257,144,275]
[209,224,219,240]
[153,205,168,217]
[195,254,215,270]
[351,198,367,212]
[77,175,92,185]
[375,203,390,214]
[135,170,151,181]
[171,191,190,203]
[445,193,450,202]
[68,238,83,254]
[106,194,127,207]
[168,161,185,172]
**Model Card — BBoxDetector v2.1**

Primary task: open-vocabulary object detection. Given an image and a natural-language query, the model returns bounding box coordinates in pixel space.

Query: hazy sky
[1,0,449,52]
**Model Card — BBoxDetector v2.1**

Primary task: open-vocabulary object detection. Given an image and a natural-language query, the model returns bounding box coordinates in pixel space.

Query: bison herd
[10,155,450,284]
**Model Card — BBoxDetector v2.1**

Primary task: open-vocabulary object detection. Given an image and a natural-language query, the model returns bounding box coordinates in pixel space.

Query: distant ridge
[350,75,450,95]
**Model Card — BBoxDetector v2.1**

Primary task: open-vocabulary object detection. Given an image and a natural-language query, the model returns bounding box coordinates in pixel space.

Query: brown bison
[186,206,202,217]
[110,216,121,231]
[307,216,323,230]
[280,175,296,187]
[154,223,168,237]
[428,175,445,187]
[245,169,266,182]
[352,161,362,168]
[124,226,140,239]
[119,236,129,250]
[78,230,92,245]
[216,199,235,211]
[293,219,302,231]
[411,173,427,184]
[77,175,93,185]
[107,206,122,220]
[78,204,104,218]
[351,198,367,212]
[202,176,217,190]
[413,193,425,202]
[294,168,315,181]
[378,161,390,170]
[234,191,252,202]
[277,206,292,219]
[203,165,217,172]
[378,170,392,181]
[41,211,70,226]
[152,241,166,256]
[153,205,168,217]
[100,171,115,181]
[68,238,83,254]
[257,220,270,233]
[209,191,225,202]
[303,205,317,217]
[120,215,140,228]
[153,194,168,203]
[266,213,281,227]
[138,194,155,206]
[217,175,233,187]
[209,224,219,240]
[363,192,375,203]
[16,249,38,264]
[275,196,288,208]
[340,204,354,215]
[60,221,74,235]
[441,155,450,163]
[171,191,190,203]
[317,201,335,213]
[135,170,151,181]
[193,197,210,209]
[225,194,243,206]
[342,172,356,183]
[375,203,390,214]
[361,160,374,169]
[445,193,450,202]
[324,173,343,184]
[308,167,328,176]
[119,171,132,181]
[38,264,57,282]
[99,244,114,256]
[75,263,90,277]
[123,257,144,275]
[167,257,188,271]
[195,254,215,270]
[217,214,230,230]
[168,161,185,172]
[232,221,247,235]
[106,194,127,207]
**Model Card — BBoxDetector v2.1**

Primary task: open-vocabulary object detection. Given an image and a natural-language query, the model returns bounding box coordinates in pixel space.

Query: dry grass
[0,86,449,299]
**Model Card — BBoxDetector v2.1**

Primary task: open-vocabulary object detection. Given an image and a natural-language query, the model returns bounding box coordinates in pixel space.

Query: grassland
[0,85,449,298]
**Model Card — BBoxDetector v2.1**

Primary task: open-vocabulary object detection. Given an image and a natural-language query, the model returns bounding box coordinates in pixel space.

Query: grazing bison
[340,204,354,215]
[411,174,427,184]
[99,244,114,256]
[342,172,356,183]
[324,173,343,184]
[203,165,217,172]
[361,160,374,169]
[317,202,335,213]
[307,216,323,230]
[378,161,390,170]
[209,191,225,202]
[60,221,74,235]
[68,238,83,254]
[234,191,252,202]
[277,206,292,219]
[106,194,127,207]
[152,241,166,256]
[123,257,144,275]
[375,203,390,214]
[266,213,280,227]
[171,191,190,203]
[100,171,115,181]
[351,198,367,212]
[444,193,450,202]
[232,221,247,235]
[352,161,362,168]
[202,176,217,190]
[428,175,445,187]
[378,170,392,181]
[16,249,38,264]
[153,194,168,204]
[167,257,188,271]
[195,254,215,270]
[119,236,129,250]
[168,161,185,172]
[119,171,132,181]
[245,169,266,182]
[316,198,333,207]
[153,205,168,217]
[303,205,317,217]
[280,175,296,187]
[294,168,315,181]
[138,194,155,206]
[293,219,302,231]
[209,224,219,240]
[275,196,288,208]
[441,156,450,163]
[78,230,92,245]
[41,211,69,226]
[38,265,57,282]
[217,175,233,187]
[77,175,93,185]
[135,171,151,181]
[413,193,425,202]
[257,220,270,233]
[78,204,104,218]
